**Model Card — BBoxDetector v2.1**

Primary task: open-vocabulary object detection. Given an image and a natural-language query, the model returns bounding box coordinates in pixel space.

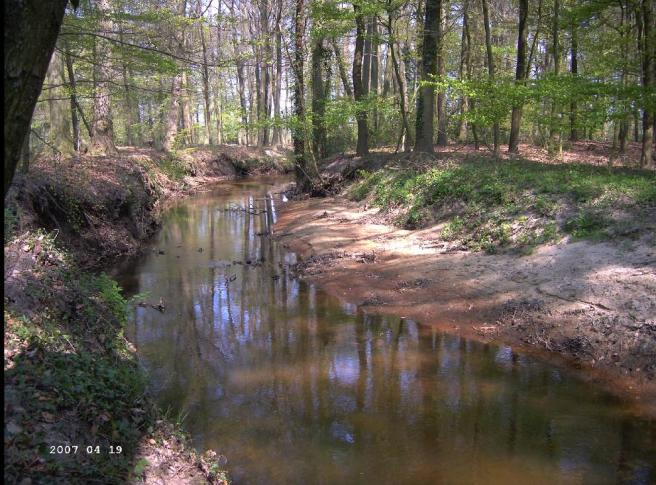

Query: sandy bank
[274,195,656,414]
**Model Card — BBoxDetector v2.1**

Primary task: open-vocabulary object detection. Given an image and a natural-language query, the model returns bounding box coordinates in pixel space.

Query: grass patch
[349,158,655,252]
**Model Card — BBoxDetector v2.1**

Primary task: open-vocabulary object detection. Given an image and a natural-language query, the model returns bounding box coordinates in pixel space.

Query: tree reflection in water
[117,177,656,485]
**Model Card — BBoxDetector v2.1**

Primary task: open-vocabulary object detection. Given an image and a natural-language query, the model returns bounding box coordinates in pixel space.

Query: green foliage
[4,207,19,243]
[350,158,655,252]
[159,153,189,180]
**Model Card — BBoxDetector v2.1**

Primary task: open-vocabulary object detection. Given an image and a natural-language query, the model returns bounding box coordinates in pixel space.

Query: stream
[115,177,655,484]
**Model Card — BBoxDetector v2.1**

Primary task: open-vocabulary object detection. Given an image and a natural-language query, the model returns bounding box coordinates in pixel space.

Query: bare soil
[6,145,290,267]
[274,196,656,415]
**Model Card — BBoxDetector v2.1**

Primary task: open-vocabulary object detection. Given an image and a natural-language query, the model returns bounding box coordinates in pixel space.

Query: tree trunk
[569,12,578,142]
[272,0,283,145]
[415,0,441,153]
[508,0,529,154]
[363,18,373,95]
[353,4,370,156]
[119,25,138,146]
[63,49,81,152]
[163,74,182,151]
[4,0,69,196]
[457,0,470,143]
[293,0,315,191]
[181,69,193,145]
[482,0,499,154]
[89,0,118,156]
[640,0,654,168]
[332,38,353,98]
[311,36,328,160]
[371,17,380,136]
[200,24,214,145]
[548,0,561,153]
[436,0,448,146]
[387,7,413,151]
[47,51,74,155]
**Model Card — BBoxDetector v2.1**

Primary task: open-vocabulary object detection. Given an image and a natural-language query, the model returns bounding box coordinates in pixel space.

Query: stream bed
[115,177,655,484]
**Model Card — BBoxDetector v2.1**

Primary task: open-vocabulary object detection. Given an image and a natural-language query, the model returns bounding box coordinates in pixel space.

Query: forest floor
[4,145,291,484]
[275,144,656,415]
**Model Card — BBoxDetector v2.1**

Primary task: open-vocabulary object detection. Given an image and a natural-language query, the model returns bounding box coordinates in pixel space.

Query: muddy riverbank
[274,195,656,413]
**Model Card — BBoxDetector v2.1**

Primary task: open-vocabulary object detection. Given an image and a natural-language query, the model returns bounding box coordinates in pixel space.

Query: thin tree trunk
[63,49,80,152]
[526,0,543,79]
[354,4,370,156]
[482,0,499,154]
[200,24,214,145]
[272,0,283,145]
[332,38,353,98]
[387,6,413,151]
[363,18,373,95]
[371,16,380,136]
[181,69,193,145]
[640,0,654,168]
[436,0,448,146]
[311,36,328,160]
[457,0,470,143]
[569,11,578,142]
[508,0,529,154]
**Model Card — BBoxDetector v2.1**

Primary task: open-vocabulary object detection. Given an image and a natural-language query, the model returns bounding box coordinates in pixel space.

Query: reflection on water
[117,177,656,485]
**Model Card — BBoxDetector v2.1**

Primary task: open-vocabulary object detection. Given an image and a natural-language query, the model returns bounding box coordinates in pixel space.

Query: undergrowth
[349,158,655,253]
[4,231,227,483]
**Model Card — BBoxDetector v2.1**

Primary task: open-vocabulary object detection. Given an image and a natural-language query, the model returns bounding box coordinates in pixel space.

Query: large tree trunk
[163,74,182,151]
[47,51,75,155]
[4,0,69,196]
[89,0,118,156]
[311,36,328,160]
[640,0,654,168]
[508,0,529,154]
[353,4,370,156]
[119,25,138,146]
[415,0,441,152]
[482,0,499,154]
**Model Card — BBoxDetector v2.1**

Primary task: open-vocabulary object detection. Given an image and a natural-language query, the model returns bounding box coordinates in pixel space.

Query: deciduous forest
[4,0,656,483]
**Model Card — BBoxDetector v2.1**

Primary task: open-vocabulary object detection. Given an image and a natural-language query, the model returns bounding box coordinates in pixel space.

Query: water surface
[117,177,656,484]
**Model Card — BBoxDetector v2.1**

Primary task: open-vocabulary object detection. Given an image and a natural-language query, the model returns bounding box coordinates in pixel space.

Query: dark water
[116,177,656,484]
